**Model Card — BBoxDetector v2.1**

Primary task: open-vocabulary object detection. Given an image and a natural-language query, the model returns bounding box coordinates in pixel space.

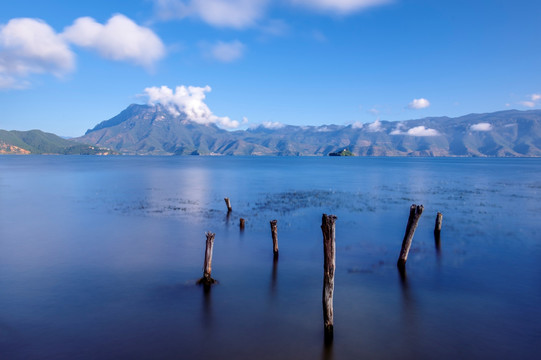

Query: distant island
[329,149,355,156]
[2,106,541,156]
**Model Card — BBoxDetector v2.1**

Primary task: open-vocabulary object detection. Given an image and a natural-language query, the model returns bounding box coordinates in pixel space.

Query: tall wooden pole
[434,212,442,251]
[198,232,217,286]
[270,220,278,256]
[321,214,337,341]
[434,212,443,234]
[397,204,423,270]
[224,198,232,212]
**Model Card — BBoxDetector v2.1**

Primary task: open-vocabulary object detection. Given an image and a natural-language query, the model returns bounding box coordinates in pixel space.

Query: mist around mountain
[0,129,115,155]
[74,104,541,157]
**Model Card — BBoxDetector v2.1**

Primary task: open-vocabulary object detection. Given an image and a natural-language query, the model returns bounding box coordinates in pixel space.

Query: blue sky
[1,0,540,136]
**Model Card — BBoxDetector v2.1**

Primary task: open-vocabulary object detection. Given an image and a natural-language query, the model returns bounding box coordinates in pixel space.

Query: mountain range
[2,104,541,156]
[74,104,541,156]
[0,129,115,155]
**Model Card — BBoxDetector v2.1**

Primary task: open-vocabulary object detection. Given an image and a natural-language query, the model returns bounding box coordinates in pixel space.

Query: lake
[0,156,540,359]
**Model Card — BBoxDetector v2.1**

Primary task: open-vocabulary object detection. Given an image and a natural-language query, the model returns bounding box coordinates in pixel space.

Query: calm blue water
[0,156,540,359]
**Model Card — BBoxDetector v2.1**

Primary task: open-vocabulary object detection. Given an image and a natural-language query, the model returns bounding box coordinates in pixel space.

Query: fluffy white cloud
[62,14,165,68]
[289,0,392,14]
[144,85,241,129]
[260,121,285,129]
[154,0,268,28]
[210,40,245,62]
[367,118,383,132]
[470,123,492,132]
[407,126,439,136]
[0,18,74,89]
[391,125,439,136]
[408,98,430,109]
[532,94,541,101]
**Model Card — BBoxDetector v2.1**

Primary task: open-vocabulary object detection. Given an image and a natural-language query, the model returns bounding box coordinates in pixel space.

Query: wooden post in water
[321,214,337,341]
[198,232,217,286]
[240,218,245,230]
[270,220,278,257]
[224,197,232,212]
[434,212,442,250]
[434,212,443,234]
[397,204,423,270]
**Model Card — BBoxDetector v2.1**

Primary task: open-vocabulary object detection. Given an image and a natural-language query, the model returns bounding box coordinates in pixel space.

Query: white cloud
[209,40,245,62]
[407,126,439,136]
[0,18,74,89]
[351,121,363,129]
[153,0,269,28]
[367,118,383,132]
[408,98,430,109]
[391,125,439,136]
[144,85,241,129]
[62,14,165,68]
[532,94,541,101]
[520,101,535,108]
[470,123,492,132]
[289,0,392,14]
[260,121,285,129]
[390,122,405,135]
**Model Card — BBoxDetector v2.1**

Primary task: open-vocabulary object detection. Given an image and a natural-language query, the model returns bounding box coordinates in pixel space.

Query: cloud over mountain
[391,125,439,136]
[144,85,241,128]
[408,98,430,109]
[470,123,492,131]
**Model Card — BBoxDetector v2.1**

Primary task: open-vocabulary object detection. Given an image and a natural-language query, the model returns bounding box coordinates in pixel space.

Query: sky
[1,0,540,136]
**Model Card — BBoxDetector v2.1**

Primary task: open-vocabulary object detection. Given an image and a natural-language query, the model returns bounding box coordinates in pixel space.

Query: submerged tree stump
[270,220,278,257]
[197,232,217,286]
[224,198,232,212]
[321,214,337,341]
[240,218,245,230]
[397,204,423,270]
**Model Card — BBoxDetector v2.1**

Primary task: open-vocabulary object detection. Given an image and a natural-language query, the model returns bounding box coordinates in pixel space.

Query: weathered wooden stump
[397,204,423,270]
[240,218,245,230]
[321,214,337,341]
[224,197,232,212]
[434,212,442,250]
[197,232,217,286]
[270,220,278,257]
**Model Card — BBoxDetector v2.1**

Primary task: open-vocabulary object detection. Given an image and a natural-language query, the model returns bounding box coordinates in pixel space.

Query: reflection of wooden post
[321,214,337,341]
[224,198,232,212]
[270,220,278,256]
[198,232,217,286]
[240,218,245,230]
[397,204,423,270]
